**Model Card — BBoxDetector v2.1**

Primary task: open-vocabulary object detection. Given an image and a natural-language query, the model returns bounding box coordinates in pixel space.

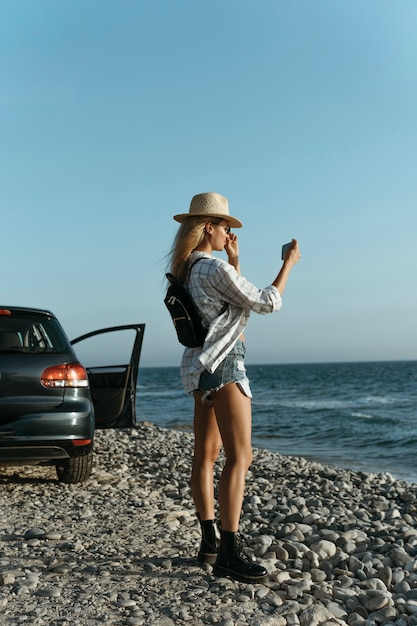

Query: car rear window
[0,314,70,354]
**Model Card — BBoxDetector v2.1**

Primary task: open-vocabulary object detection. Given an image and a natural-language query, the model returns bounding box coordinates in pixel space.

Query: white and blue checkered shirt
[180,251,282,393]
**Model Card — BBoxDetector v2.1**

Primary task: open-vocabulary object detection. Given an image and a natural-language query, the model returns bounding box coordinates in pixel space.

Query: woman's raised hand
[225,233,240,271]
[283,239,301,266]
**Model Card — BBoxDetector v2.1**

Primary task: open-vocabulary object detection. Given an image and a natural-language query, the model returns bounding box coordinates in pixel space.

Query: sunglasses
[211,220,231,235]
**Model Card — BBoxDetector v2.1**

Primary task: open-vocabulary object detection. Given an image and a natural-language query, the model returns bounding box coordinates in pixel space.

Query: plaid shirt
[179,251,282,393]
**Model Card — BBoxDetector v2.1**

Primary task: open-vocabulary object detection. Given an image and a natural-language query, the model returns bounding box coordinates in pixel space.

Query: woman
[168,192,300,583]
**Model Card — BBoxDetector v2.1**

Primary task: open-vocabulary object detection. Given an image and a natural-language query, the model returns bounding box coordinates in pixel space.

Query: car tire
[55,451,93,484]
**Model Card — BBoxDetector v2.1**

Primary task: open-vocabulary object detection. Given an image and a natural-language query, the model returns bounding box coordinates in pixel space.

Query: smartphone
[281,242,292,260]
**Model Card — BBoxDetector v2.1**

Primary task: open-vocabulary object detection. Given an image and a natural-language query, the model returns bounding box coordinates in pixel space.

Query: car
[0,306,145,484]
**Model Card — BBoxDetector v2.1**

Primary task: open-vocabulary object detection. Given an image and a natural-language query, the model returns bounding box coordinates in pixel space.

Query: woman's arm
[272,239,301,296]
[212,236,300,311]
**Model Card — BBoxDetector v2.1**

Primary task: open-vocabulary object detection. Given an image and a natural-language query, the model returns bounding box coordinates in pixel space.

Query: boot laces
[234,534,253,565]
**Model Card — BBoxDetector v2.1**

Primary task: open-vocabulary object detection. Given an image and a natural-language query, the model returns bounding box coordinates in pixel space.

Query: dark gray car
[0,306,145,483]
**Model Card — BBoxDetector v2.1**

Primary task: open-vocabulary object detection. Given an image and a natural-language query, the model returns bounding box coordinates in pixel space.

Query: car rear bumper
[0,445,71,463]
[0,439,94,464]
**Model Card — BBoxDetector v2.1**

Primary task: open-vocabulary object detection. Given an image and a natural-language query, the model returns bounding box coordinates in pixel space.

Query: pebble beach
[1,422,417,626]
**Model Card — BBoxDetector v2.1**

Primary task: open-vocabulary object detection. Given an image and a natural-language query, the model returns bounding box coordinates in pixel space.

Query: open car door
[71,324,145,429]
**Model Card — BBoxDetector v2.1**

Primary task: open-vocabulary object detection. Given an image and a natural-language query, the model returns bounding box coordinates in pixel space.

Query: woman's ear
[205,222,214,235]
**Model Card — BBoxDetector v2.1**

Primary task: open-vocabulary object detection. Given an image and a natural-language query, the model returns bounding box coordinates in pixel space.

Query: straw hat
[173,192,243,228]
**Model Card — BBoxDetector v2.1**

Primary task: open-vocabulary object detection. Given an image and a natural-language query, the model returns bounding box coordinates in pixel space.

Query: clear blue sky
[2,0,416,367]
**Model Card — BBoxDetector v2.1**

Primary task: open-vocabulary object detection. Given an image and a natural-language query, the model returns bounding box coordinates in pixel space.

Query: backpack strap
[187,256,228,316]
[186,256,204,279]
[184,257,205,323]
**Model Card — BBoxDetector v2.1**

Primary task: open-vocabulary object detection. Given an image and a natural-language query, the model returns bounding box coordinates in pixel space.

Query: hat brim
[173,212,243,228]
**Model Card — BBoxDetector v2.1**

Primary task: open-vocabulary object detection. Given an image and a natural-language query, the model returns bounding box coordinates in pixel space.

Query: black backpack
[164,259,207,348]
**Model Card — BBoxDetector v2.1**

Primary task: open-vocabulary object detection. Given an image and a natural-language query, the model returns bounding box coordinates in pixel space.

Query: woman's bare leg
[191,392,222,520]
[210,383,252,532]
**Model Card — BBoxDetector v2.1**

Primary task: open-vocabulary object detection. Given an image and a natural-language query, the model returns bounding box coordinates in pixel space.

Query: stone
[0,423,417,626]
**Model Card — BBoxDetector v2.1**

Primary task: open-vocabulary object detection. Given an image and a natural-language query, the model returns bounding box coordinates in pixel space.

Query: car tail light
[0,309,12,315]
[41,363,89,388]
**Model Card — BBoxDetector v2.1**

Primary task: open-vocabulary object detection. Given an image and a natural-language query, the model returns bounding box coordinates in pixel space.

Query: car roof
[0,306,56,318]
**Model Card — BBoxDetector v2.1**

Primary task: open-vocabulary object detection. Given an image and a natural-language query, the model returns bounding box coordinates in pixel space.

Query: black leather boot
[213,531,268,583]
[197,515,220,565]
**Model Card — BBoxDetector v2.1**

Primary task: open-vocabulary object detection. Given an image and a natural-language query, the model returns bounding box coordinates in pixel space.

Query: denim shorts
[198,339,252,403]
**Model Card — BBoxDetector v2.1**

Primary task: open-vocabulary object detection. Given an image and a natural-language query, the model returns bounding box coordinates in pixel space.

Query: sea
[136,360,417,484]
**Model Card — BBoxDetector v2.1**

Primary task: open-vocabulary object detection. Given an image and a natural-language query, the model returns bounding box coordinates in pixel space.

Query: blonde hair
[168,217,209,282]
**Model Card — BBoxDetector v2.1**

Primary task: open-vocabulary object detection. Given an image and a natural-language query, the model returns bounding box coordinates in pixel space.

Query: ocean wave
[136,388,186,399]
[253,395,406,410]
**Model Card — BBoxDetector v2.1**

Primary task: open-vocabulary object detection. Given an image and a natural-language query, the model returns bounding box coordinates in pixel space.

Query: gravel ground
[1,422,417,626]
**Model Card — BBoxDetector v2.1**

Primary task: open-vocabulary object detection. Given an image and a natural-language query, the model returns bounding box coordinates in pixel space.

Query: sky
[1,0,416,368]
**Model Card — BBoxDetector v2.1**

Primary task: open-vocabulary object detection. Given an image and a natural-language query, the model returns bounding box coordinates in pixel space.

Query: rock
[0,423,416,626]
[310,539,337,559]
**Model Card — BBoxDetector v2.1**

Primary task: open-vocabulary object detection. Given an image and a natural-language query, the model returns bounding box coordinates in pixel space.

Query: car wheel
[55,451,93,484]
